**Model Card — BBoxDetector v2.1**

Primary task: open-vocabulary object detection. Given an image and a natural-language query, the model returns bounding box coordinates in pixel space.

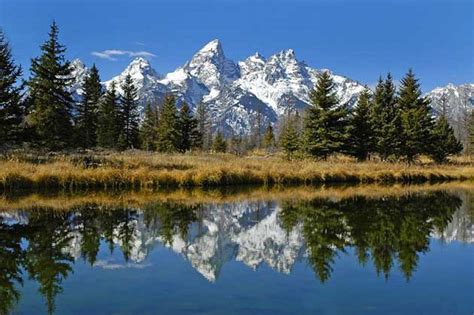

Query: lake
[1,185,473,315]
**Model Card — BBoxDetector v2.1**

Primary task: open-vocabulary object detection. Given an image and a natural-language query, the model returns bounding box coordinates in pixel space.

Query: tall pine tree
[75,64,102,148]
[398,69,434,162]
[27,22,74,150]
[0,29,24,147]
[195,102,211,151]
[118,74,139,149]
[279,113,300,160]
[177,102,201,152]
[156,95,179,152]
[303,71,350,159]
[429,114,462,163]
[349,88,375,161]
[372,74,403,160]
[97,82,119,149]
[469,111,474,156]
[139,103,159,151]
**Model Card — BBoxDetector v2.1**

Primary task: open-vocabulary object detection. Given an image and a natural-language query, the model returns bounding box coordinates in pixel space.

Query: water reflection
[0,189,472,314]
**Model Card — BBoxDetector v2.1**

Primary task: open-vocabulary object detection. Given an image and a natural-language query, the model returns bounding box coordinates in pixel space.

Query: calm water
[1,187,473,315]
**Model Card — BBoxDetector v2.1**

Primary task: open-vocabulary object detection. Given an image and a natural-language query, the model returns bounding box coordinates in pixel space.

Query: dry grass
[0,151,473,190]
[1,181,472,212]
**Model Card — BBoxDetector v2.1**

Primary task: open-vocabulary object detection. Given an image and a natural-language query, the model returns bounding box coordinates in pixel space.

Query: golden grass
[1,181,472,212]
[0,152,473,190]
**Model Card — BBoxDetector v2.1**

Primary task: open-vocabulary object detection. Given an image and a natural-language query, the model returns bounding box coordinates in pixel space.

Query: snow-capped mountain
[426,83,474,137]
[159,67,209,107]
[427,83,474,116]
[104,57,167,114]
[69,39,472,135]
[183,39,240,92]
[70,39,367,135]
[236,49,365,115]
[69,59,89,101]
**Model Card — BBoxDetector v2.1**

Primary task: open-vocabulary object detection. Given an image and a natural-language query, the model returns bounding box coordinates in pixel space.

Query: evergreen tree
[429,114,463,163]
[116,132,127,151]
[250,108,263,149]
[373,74,403,160]
[279,114,300,160]
[195,102,211,151]
[27,22,73,150]
[97,82,119,149]
[0,29,25,147]
[469,111,474,156]
[139,103,159,151]
[398,69,435,162]
[177,102,201,152]
[303,71,350,159]
[348,88,375,161]
[25,211,74,315]
[212,131,227,153]
[156,95,179,152]
[118,74,139,149]
[75,64,102,148]
[189,120,203,150]
[263,123,275,151]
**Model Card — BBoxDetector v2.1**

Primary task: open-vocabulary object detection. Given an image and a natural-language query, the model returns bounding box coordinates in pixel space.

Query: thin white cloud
[91,49,156,61]
[93,259,152,270]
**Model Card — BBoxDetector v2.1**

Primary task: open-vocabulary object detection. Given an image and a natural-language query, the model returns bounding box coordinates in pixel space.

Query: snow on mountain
[86,40,368,134]
[184,39,240,92]
[104,57,167,113]
[159,67,209,108]
[71,39,469,135]
[88,40,366,134]
[236,49,365,115]
[205,86,278,135]
[69,59,89,101]
[426,83,474,123]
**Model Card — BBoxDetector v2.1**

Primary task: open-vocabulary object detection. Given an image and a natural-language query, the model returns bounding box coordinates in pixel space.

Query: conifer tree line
[280,71,464,163]
[0,22,470,163]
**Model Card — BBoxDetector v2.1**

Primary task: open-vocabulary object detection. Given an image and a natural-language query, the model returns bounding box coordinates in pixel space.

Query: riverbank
[0,152,473,190]
[1,181,472,211]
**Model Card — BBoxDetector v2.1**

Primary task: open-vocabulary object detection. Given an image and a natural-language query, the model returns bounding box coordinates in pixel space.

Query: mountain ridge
[71,39,474,135]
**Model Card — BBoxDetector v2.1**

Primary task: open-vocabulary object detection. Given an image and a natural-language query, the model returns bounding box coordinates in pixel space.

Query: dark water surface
[1,187,473,315]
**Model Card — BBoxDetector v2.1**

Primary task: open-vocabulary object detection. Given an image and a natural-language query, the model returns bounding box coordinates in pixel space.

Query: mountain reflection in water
[0,188,473,314]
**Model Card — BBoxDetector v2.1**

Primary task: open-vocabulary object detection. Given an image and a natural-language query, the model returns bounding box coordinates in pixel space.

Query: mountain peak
[250,52,266,62]
[127,57,151,69]
[71,58,86,68]
[185,39,239,90]
[199,39,223,54]
[122,57,161,79]
[239,53,267,77]
[275,49,296,60]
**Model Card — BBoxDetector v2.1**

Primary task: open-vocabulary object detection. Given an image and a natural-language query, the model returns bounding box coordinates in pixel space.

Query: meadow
[0,151,473,191]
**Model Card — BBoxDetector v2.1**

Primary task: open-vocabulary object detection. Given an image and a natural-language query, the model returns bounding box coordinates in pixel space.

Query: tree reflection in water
[0,190,468,314]
[279,191,462,282]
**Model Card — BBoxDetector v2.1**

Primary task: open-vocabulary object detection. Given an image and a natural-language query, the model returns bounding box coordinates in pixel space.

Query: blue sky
[1,0,473,91]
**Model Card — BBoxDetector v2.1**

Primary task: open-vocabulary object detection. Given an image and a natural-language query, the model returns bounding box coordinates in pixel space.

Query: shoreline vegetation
[0,152,473,191]
[1,180,472,212]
